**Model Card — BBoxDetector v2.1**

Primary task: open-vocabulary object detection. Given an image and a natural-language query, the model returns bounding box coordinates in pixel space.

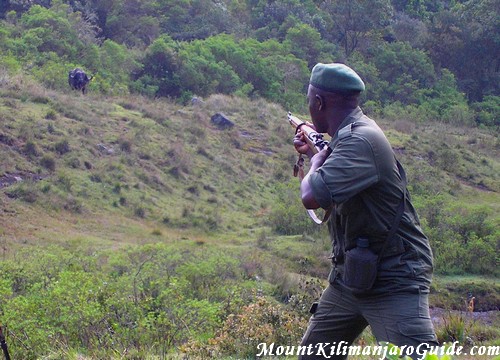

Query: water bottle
[343,237,378,294]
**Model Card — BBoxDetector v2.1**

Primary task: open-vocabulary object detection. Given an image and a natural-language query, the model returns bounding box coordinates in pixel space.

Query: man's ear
[315,94,324,111]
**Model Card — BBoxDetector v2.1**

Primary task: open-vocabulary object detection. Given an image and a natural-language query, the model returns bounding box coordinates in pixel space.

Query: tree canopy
[0,0,498,126]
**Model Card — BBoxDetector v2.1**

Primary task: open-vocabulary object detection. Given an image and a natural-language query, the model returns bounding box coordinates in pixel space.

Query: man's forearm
[300,171,320,209]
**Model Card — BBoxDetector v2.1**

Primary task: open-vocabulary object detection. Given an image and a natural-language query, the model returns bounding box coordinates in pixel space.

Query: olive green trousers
[299,282,438,360]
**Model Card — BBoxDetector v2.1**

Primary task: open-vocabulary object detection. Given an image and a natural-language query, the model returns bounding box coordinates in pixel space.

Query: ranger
[293,63,438,359]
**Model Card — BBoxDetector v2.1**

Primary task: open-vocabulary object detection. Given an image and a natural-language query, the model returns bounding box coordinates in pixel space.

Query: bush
[24,140,39,157]
[0,244,256,359]
[54,139,70,154]
[31,58,71,91]
[44,109,57,120]
[472,95,500,127]
[422,202,498,276]
[134,206,146,218]
[415,69,473,124]
[181,296,307,359]
[40,155,56,171]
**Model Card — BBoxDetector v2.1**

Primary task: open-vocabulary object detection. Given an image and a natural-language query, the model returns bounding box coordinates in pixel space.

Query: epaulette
[337,122,357,140]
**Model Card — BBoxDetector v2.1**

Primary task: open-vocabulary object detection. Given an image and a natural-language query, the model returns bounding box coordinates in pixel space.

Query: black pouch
[309,302,319,314]
[342,238,378,295]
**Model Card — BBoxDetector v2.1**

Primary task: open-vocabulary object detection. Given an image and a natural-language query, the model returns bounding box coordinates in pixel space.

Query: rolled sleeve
[309,171,334,209]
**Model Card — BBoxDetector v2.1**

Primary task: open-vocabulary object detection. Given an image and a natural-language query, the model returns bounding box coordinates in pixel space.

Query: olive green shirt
[308,107,434,294]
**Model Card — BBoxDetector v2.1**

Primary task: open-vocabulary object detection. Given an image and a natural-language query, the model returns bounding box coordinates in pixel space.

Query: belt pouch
[342,237,378,295]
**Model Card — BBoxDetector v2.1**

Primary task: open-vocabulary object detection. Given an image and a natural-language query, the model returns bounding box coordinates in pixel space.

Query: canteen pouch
[342,241,378,295]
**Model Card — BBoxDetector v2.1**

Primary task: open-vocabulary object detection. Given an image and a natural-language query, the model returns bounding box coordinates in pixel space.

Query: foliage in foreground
[0,239,498,359]
[0,242,255,359]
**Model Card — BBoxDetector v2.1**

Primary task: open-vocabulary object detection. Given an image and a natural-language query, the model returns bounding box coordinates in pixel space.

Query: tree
[391,12,428,48]
[393,0,451,20]
[366,42,436,104]
[102,0,160,48]
[97,39,138,94]
[284,22,322,67]
[134,35,181,97]
[319,0,393,57]
[425,1,500,101]
[249,0,318,41]
[155,0,235,41]
[19,3,84,60]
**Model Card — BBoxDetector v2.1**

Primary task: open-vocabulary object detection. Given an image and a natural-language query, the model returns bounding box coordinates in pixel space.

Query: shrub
[44,109,57,120]
[181,296,307,359]
[5,182,39,203]
[134,206,146,218]
[436,311,471,343]
[268,181,321,235]
[56,171,73,192]
[472,95,500,127]
[40,155,56,171]
[424,202,498,276]
[55,139,70,154]
[119,138,132,153]
[66,156,81,168]
[24,140,39,157]
[32,59,71,91]
[63,196,84,213]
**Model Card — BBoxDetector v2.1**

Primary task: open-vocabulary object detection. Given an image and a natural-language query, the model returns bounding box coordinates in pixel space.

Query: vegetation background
[0,0,498,359]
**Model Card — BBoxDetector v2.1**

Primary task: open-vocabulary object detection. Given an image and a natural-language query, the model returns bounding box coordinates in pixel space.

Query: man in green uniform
[293,63,438,359]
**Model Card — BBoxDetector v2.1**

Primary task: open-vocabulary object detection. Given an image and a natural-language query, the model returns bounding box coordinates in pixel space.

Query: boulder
[210,113,234,130]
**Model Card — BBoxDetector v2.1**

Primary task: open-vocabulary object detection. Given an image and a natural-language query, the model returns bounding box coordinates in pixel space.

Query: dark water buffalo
[68,68,93,94]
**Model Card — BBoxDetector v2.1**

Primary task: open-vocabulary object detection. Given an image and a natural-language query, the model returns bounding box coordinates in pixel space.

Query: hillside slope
[0,74,499,247]
[0,75,298,244]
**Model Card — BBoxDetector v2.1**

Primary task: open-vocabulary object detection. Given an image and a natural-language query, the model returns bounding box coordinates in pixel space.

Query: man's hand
[293,130,314,158]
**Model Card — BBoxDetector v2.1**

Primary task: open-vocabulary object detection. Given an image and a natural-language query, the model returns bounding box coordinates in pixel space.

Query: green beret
[309,63,365,93]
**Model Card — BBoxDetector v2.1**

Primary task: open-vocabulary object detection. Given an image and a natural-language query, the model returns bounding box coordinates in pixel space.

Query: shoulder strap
[376,159,407,263]
[337,122,356,140]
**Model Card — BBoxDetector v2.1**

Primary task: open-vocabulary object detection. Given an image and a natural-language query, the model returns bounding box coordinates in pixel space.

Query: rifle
[0,325,10,360]
[287,112,329,156]
[287,112,332,224]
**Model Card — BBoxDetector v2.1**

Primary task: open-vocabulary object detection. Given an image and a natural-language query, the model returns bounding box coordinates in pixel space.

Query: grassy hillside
[1,74,498,242]
[0,73,296,240]
[0,73,499,359]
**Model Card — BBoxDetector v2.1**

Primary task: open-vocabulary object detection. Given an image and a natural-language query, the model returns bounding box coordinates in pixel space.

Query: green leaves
[0,243,253,358]
[134,33,309,110]
[1,0,498,123]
